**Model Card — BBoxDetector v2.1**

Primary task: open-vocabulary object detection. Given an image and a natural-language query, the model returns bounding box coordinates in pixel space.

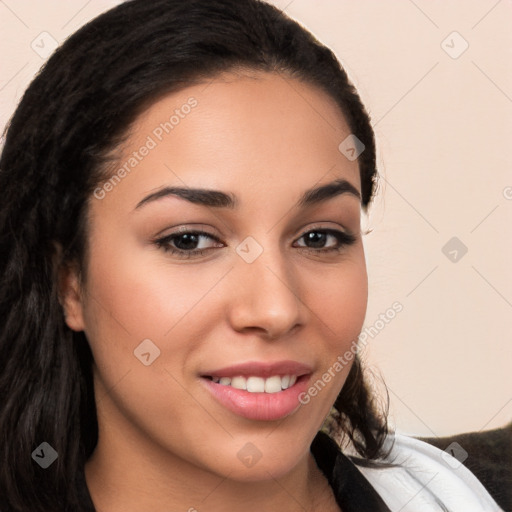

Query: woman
[0,0,503,510]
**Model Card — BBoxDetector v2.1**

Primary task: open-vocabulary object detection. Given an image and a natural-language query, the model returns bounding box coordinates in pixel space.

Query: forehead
[98,70,361,212]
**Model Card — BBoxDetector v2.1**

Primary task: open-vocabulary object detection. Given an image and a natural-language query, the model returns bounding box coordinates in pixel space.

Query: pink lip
[200,360,313,378]
[199,360,313,421]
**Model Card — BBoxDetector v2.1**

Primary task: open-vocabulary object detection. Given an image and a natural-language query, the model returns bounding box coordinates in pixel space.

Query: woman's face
[64,70,368,480]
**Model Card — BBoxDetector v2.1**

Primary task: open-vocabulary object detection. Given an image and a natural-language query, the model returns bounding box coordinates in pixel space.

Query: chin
[220,458,300,483]
[202,438,308,483]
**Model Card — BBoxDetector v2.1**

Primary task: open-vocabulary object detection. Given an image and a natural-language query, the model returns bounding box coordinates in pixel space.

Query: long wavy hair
[0,0,388,510]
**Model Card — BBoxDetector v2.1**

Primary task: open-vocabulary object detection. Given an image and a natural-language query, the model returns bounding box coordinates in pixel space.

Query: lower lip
[200,375,311,421]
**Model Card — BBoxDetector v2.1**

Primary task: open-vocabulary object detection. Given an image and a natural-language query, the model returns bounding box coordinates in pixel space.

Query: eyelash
[154,228,357,259]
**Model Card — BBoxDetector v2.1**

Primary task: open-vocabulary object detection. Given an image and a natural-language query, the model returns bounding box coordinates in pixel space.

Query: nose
[226,244,305,340]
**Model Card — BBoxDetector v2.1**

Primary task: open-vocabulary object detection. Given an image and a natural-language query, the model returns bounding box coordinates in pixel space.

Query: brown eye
[294,229,356,252]
[155,230,224,258]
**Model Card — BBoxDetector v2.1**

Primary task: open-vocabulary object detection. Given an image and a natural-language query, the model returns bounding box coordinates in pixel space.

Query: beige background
[1,0,511,437]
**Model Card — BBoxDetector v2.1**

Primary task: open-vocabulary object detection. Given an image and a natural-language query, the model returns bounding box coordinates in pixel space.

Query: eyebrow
[134,178,361,211]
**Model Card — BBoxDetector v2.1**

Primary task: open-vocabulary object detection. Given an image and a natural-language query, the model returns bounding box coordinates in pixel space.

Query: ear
[57,260,86,332]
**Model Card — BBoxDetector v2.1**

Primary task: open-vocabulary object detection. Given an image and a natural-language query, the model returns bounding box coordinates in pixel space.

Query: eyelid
[154,222,357,262]
[155,223,217,237]
[158,222,353,243]
[156,228,223,246]
[295,221,355,239]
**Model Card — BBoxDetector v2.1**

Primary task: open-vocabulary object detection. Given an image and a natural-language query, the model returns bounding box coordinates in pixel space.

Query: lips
[200,360,313,379]
[199,360,313,421]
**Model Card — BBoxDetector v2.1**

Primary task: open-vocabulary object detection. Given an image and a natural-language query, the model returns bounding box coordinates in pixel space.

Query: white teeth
[230,376,247,390]
[212,374,299,393]
[246,376,265,392]
[264,375,282,393]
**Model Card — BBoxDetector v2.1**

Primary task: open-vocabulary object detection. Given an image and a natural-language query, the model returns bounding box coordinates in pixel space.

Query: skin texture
[60,70,368,511]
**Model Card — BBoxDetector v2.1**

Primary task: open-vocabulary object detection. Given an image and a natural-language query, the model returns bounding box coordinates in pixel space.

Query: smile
[199,360,313,421]
[205,374,298,393]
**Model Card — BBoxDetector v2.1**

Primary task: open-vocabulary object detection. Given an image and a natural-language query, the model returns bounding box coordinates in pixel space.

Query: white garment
[354,433,504,511]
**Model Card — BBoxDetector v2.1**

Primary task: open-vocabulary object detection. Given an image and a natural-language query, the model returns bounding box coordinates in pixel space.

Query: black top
[310,431,391,511]
[76,430,391,511]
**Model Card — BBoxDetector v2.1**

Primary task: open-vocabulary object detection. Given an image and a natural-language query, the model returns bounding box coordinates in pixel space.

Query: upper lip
[201,360,313,379]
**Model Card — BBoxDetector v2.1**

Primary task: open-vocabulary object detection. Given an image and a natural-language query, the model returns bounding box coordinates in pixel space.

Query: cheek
[79,235,235,404]
[82,237,224,341]
[306,252,368,347]
[79,244,225,449]
[299,253,368,410]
